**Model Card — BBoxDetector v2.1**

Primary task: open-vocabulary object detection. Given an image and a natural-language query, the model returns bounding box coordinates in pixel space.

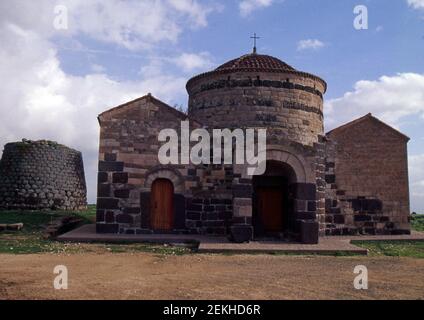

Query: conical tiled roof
[216,53,296,73]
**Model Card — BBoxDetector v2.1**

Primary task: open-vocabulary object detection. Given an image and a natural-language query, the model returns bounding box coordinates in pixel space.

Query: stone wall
[324,115,410,235]
[187,71,325,147]
[0,139,87,210]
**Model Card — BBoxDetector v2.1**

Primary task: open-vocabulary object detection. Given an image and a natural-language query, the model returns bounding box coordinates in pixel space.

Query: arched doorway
[150,178,174,231]
[253,161,297,238]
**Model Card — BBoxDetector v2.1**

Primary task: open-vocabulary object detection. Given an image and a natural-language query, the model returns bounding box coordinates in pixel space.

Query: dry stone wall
[0,140,87,210]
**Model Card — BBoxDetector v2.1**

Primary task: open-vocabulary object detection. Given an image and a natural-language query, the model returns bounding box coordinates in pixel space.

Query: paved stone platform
[58,225,424,256]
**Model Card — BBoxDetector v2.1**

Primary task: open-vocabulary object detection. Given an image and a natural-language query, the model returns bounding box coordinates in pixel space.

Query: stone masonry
[324,114,410,235]
[0,139,87,210]
[95,51,411,242]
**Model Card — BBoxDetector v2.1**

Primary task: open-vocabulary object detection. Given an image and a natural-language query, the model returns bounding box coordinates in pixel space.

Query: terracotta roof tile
[216,53,296,72]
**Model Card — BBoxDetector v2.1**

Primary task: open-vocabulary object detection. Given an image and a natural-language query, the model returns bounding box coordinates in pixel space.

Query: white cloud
[0,0,218,51]
[407,0,424,9]
[239,0,274,17]
[90,64,106,73]
[174,52,214,72]
[326,74,424,213]
[325,73,424,130]
[297,39,325,51]
[168,0,222,27]
[409,154,424,212]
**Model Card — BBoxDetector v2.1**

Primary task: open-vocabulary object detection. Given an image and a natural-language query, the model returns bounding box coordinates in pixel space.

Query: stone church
[95,50,411,244]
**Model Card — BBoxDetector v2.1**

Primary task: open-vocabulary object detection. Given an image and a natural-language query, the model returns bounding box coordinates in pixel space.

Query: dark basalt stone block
[229,225,253,243]
[98,161,124,172]
[187,204,202,211]
[325,175,336,184]
[174,194,186,229]
[292,183,316,200]
[116,214,133,224]
[391,229,411,235]
[140,192,151,229]
[307,201,317,212]
[333,214,345,224]
[123,207,140,214]
[96,210,105,222]
[187,212,201,220]
[354,215,371,222]
[233,185,253,198]
[296,212,316,220]
[299,220,319,244]
[114,189,130,199]
[105,211,115,223]
[365,199,383,212]
[97,184,111,197]
[113,172,128,184]
[97,198,119,210]
[98,172,108,183]
[96,223,119,234]
[204,205,215,212]
[325,199,332,211]
[330,207,341,214]
[104,153,117,162]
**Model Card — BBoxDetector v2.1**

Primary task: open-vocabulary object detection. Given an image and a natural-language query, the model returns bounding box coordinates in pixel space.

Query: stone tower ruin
[0,139,87,210]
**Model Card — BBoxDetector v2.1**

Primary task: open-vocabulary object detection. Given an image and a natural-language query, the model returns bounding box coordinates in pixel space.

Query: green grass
[2,207,424,257]
[0,205,191,255]
[352,240,424,259]
[411,214,424,232]
[0,205,96,254]
[0,205,96,231]
[105,244,191,255]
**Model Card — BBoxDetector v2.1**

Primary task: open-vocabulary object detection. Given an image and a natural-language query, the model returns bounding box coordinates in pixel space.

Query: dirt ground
[0,253,423,300]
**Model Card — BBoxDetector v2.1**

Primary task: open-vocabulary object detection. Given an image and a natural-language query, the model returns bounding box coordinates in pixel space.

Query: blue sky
[0,0,423,211]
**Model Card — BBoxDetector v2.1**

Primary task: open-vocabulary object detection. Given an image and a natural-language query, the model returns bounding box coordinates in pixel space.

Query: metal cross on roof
[251,33,260,54]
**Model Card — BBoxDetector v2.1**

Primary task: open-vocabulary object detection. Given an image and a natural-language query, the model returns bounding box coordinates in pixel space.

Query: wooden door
[257,187,283,233]
[150,179,174,231]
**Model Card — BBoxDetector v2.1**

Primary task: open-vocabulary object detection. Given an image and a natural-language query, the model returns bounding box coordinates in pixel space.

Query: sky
[0,0,423,211]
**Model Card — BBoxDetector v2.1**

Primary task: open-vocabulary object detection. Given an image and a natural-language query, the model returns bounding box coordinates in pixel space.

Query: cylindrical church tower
[186,52,326,146]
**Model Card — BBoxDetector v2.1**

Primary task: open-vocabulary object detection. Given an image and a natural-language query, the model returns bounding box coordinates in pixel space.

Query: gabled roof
[97,93,189,125]
[326,113,410,141]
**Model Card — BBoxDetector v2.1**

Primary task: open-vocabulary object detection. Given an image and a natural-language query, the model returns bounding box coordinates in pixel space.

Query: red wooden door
[151,179,174,231]
[257,187,283,233]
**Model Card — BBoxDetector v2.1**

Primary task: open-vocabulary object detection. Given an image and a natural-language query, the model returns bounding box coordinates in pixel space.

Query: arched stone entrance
[140,167,186,233]
[253,161,297,238]
[232,146,319,243]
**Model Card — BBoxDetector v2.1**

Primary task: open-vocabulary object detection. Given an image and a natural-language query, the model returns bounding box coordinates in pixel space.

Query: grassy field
[1,208,424,257]
[352,240,424,258]
[411,214,424,232]
[0,205,189,255]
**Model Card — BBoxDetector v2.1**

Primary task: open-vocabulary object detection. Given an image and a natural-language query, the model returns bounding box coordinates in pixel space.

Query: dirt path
[0,253,423,300]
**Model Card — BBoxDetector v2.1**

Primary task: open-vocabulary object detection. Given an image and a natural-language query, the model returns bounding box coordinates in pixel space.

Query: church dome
[186,52,326,92]
[186,51,327,146]
[215,53,296,73]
